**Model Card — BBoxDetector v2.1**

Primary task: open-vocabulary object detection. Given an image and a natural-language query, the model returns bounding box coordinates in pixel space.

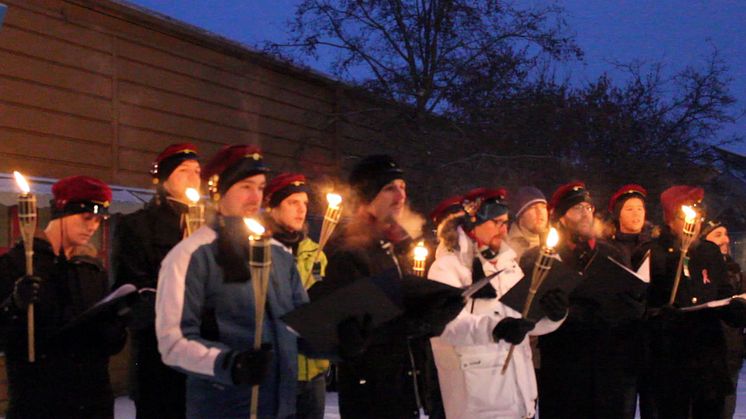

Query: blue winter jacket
[155,222,308,419]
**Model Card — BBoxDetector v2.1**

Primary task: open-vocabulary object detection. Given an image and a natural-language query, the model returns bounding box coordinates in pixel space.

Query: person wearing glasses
[537,182,645,419]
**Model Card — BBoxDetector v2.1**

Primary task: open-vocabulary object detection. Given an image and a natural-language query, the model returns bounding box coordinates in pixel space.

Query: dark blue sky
[128,0,746,154]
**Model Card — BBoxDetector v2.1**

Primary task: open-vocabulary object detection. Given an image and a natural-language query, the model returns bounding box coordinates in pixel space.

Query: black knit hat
[348,155,404,203]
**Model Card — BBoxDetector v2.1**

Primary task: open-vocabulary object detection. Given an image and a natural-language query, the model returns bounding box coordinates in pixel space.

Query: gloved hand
[539,288,569,321]
[337,314,372,359]
[492,317,535,344]
[12,275,42,310]
[470,282,497,300]
[230,344,273,386]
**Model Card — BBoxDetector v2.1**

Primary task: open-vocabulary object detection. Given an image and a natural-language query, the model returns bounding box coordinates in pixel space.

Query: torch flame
[414,241,429,261]
[326,193,342,209]
[244,218,266,237]
[185,188,201,204]
[546,227,559,249]
[682,205,697,223]
[13,171,30,194]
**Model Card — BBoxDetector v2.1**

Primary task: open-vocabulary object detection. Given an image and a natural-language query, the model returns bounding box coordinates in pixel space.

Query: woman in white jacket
[428,188,567,419]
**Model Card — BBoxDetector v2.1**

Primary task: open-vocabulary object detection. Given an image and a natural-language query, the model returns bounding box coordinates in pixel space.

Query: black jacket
[309,217,450,419]
[110,193,188,418]
[537,239,643,419]
[646,227,739,417]
[0,237,126,419]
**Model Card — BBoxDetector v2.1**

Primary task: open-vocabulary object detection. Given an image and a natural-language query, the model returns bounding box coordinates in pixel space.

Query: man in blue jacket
[155,144,308,419]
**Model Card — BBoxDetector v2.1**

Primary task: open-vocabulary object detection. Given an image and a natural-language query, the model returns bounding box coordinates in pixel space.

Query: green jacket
[295,237,330,381]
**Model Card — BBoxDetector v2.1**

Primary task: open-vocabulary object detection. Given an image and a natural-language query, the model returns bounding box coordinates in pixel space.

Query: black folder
[55,284,140,336]
[500,254,583,320]
[282,275,405,353]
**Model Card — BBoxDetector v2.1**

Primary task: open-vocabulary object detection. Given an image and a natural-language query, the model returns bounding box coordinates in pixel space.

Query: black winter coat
[110,193,187,418]
[646,227,740,418]
[0,237,126,419]
[308,217,429,419]
[538,239,644,419]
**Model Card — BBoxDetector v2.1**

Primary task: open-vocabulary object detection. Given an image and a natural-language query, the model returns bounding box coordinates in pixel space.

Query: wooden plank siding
[0,0,439,410]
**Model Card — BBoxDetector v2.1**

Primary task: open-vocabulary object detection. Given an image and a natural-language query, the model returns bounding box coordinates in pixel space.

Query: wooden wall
[0,0,465,411]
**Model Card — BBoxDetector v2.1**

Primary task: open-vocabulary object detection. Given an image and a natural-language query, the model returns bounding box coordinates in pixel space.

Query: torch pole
[249,232,271,419]
[303,202,341,285]
[668,219,698,306]
[18,192,37,362]
[501,247,555,374]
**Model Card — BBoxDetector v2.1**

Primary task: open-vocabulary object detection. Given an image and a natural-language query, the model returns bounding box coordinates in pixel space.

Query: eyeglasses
[569,203,594,214]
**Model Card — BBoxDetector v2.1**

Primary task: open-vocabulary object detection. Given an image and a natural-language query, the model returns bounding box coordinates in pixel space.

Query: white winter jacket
[428,226,563,419]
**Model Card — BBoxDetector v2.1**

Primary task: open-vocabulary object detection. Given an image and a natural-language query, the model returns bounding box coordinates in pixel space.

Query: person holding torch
[261,172,329,419]
[0,175,127,419]
[427,187,567,419]
[111,142,200,419]
[537,182,645,419]
[155,145,317,419]
[647,186,746,419]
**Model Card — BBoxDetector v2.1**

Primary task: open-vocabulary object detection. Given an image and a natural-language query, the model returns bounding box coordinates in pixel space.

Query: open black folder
[282,269,465,354]
[54,284,141,337]
[500,254,583,320]
[282,273,405,354]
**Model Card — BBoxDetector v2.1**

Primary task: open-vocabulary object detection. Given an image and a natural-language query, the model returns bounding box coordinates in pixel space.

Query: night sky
[126,0,746,154]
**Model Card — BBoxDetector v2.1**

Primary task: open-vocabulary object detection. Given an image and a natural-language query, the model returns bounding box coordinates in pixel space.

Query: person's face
[518,202,548,235]
[560,202,595,239]
[706,226,730,255]
[271,192,308,232]
[62,213,102,247]
[367,179,407,223]
[618,197,646,234]
[219,174,266,217]
[473,213,509,251]
[162,160,201,201]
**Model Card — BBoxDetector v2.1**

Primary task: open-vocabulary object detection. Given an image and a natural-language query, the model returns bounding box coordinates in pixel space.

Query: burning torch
[502,227,560,374]
[668,205,699,305]
[304,192,342,284]
[244,218,271,419]
[184,187,205,237]
[412,241,428,277]
[14,171,37,362]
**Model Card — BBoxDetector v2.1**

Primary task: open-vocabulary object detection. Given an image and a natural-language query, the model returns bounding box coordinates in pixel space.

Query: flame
[414,241,429,261]
[681,205,697,223]
[326,193,342,209]
[13,171,30,194]
[185,188,201,204]
[546,227,559,249]
[244,218,266,236]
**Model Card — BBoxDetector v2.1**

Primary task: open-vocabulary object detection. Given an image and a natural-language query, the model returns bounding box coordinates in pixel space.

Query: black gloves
[539,288,569,321]
[12,275,42,310]
[471,282,497,300]
[230,344,273,386]
[492,317,535,344]
[337,314,372,359]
